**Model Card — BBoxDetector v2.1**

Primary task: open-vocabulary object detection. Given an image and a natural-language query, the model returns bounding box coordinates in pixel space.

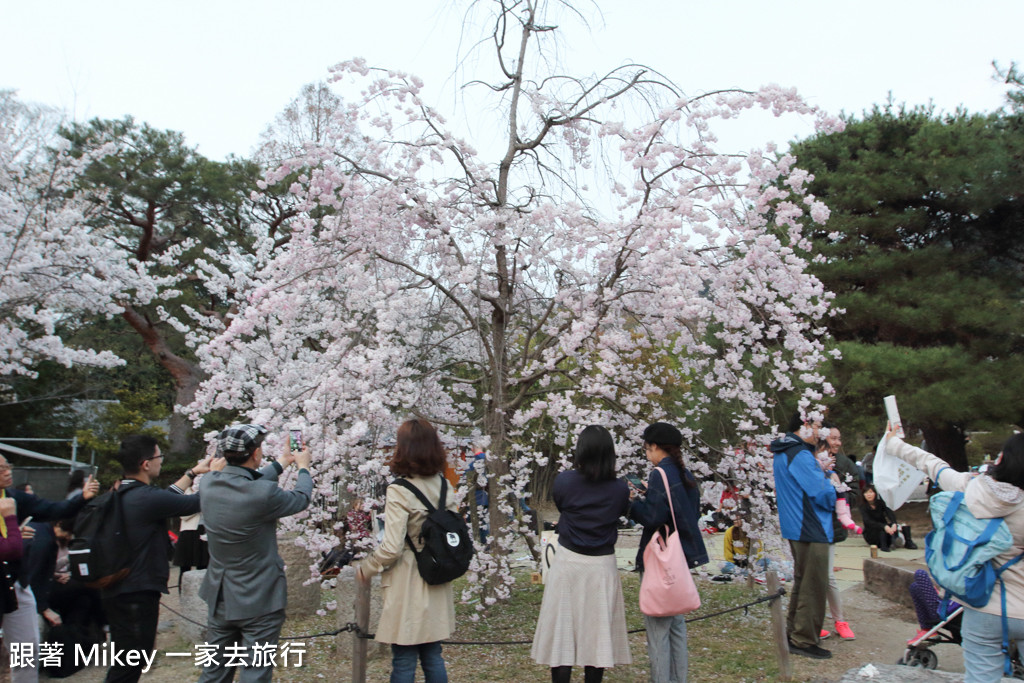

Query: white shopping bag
[872,434,925,511]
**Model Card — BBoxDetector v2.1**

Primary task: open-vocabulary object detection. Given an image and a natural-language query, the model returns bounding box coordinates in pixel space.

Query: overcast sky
[3,1,1021,161]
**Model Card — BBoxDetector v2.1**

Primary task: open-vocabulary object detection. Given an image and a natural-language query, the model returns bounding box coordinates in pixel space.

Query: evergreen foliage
[792,103,1024,469]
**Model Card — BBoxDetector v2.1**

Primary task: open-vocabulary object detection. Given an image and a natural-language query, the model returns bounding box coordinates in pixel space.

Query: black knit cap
[642,422,682,447]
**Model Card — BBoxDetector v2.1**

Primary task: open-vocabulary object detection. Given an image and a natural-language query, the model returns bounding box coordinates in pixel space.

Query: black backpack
[392,477,474,585]
[67,483,137,589]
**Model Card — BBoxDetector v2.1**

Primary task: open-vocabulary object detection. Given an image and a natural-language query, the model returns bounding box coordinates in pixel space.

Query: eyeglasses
[145,454,165,462]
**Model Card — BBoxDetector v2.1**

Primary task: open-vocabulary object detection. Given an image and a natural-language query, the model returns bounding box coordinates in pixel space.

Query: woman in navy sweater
[531,425,631,683]
[629,422,708,683]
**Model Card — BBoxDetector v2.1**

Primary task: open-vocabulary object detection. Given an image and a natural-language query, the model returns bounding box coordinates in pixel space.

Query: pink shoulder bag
[639,467,701,617]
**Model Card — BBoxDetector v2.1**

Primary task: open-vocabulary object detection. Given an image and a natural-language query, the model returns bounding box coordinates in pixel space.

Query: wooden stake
[767,571,792,682]
[352,577,370,683]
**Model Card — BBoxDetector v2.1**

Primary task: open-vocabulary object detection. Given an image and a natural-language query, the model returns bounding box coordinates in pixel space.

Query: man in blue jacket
[771,413,838,659]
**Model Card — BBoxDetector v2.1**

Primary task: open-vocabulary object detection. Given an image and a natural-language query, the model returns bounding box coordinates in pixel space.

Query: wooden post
[767,571,792,682]
[352,578,370,683]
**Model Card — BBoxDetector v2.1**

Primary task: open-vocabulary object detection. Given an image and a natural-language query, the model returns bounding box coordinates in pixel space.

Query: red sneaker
[907,628,929,645]
[820,629,831,639]
[835,621,855,640]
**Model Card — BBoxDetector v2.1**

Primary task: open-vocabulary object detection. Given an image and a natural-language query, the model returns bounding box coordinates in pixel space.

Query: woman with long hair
[531,425,631,683]
[356,419,457,683]
[887,427,1024,682]
[628,422,708,683]
[860,484,900,552]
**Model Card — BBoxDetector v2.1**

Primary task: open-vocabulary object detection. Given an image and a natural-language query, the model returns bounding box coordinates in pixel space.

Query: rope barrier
[346,587,786,643]
[163,587,785,645]
[159,601,354,641]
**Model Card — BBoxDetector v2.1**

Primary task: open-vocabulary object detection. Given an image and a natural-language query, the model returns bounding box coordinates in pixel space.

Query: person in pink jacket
[886,426,1024,683]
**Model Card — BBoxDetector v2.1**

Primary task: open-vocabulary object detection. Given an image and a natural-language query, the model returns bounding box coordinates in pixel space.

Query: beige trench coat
[359,474,458,645]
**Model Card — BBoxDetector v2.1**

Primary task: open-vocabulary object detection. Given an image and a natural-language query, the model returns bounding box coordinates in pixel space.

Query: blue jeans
[720,559,769,575]
[643,613,687,683]
[962,608,1024,683]
[390,642,448,683]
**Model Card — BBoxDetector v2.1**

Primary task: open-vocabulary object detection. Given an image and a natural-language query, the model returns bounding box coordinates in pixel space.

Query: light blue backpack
[926,470,1024,673]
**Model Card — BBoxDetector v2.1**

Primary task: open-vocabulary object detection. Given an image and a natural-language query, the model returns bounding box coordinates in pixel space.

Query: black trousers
[102,590,161,683]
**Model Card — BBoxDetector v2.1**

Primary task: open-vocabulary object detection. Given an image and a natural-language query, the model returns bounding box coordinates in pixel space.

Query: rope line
[348,588,785,643]
[163,588,785,645]
[159,601,353,641]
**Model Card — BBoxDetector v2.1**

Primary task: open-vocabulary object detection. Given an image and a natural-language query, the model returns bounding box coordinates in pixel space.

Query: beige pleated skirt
[530,544,632,668]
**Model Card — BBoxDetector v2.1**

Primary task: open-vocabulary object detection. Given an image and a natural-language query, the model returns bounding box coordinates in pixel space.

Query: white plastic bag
[872,435,925,511]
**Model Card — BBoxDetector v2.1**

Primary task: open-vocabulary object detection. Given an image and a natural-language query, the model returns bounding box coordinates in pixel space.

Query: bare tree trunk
[169,374,201,456]
[122,305,204,456]
[920,423,968,472]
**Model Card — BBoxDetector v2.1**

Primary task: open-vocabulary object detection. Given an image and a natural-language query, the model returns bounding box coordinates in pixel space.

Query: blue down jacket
[771,433,836,543]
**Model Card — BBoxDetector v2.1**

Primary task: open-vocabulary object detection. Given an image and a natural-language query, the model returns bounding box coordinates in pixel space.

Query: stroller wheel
[898,649,938,669]
[915,649,938,670]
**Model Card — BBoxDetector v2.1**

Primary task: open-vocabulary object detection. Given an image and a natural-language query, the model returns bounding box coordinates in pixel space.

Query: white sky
[2,0,1021,162]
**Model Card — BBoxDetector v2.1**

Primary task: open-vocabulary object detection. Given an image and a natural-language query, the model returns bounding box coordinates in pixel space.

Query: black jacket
[101,480,200,598]
[629,458,709,572]
[7,488,86,587]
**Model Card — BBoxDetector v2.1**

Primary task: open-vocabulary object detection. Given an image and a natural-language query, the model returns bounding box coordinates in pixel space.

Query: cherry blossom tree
[189,0,842,598]
[0,92,131,377]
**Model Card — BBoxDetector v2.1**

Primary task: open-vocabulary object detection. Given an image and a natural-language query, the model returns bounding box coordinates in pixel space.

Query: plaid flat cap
[218,424,268,453]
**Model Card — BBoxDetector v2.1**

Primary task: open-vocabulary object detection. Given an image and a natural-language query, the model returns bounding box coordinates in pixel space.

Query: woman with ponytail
[628,422,708,683]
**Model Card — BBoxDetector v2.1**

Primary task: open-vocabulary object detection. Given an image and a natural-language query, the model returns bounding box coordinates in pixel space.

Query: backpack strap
[389,481,438,511]
[115,481,163,551]
[391,476,446,512]
[939,492,1006,572]
[1001,573,1017,676]
[392,477,447,555]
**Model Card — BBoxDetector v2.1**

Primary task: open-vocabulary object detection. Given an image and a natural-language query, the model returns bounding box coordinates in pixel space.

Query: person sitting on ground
[718,516,766,577]
[860,484,900,551]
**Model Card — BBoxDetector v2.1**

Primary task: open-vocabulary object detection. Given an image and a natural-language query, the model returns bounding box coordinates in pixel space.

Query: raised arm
[359,484,412,577]
[885,425,973,493]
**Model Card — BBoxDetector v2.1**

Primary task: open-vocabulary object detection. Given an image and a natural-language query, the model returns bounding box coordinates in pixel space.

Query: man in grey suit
[198,424,313,683]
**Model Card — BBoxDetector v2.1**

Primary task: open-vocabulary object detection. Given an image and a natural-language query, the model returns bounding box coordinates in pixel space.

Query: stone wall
[862,557,925,609]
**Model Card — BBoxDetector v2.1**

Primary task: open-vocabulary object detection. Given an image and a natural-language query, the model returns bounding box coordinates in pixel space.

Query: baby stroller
[897,569,1024,677]
[898,607,1024,678]
[897,604,964,670]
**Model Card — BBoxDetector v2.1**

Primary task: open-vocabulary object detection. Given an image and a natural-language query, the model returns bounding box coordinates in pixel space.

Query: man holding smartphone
[198,424,313,683]
[101,435,218,683]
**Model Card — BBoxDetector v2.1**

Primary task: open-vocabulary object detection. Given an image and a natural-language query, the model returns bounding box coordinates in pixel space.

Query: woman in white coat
[886,427,1024,683]
[356,419,457,683]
